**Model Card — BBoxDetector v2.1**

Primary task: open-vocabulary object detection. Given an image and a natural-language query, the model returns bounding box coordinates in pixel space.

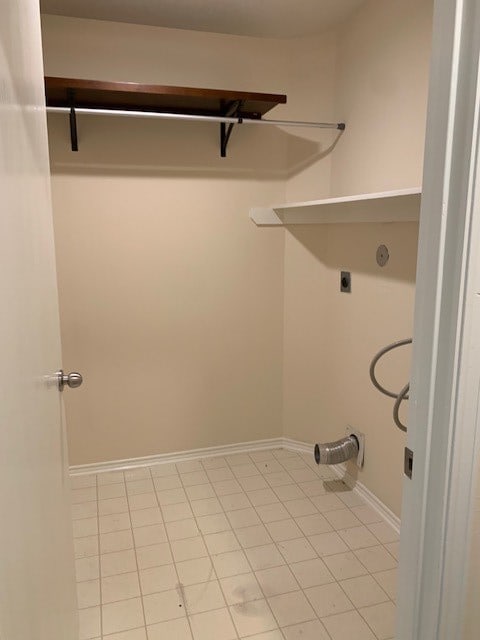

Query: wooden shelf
[45,77,286,119]
[250,188,422,226]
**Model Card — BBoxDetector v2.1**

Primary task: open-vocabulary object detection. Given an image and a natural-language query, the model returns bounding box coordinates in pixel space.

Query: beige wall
[43,0,433,518]
[282,0,432,515]
[42,15,290,464]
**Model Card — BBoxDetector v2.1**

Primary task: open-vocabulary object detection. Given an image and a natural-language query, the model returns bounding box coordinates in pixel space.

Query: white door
[0,1,77,639]
[398,0,480,638]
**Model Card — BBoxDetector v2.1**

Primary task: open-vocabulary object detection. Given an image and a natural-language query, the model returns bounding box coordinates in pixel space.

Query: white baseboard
[69,437,284,476]
[69,435,400,533]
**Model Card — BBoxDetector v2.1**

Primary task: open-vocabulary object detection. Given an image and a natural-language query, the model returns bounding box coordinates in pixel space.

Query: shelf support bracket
[67,89,78,152]
[220,100,243,158]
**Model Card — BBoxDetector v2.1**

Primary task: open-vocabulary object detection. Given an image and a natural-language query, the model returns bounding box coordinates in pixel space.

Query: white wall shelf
[250,187,422,226]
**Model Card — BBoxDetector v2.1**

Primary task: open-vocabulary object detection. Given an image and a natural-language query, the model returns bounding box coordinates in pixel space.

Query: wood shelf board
[250,189,422,226]
[45,77,287,118]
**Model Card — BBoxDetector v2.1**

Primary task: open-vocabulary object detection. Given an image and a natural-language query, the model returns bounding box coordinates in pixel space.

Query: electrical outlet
[340,271,351,293]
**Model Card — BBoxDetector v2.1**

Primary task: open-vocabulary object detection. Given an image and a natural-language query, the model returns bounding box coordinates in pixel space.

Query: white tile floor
[71,448,398,640]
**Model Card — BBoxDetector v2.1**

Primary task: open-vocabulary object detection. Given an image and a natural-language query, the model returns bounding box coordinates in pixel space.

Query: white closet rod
[46,106,344,130]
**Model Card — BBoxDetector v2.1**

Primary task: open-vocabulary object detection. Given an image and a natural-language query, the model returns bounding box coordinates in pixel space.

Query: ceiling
[40,0,366,38]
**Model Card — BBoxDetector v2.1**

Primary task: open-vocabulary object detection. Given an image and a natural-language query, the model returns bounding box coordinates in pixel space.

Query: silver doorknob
[57,370,83,391]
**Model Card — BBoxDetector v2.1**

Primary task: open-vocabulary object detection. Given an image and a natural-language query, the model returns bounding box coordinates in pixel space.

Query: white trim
[283,438,400,533]
[69,437,284,475]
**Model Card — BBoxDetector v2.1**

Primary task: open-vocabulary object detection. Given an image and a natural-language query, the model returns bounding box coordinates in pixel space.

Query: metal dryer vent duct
[314,435,360,466]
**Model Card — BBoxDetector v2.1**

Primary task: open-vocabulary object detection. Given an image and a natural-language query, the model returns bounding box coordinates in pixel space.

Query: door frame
[398,0,480,637]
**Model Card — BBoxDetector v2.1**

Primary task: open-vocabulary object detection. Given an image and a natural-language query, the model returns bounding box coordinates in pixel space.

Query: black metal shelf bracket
[67,89,78,152]
[220,100,244,158]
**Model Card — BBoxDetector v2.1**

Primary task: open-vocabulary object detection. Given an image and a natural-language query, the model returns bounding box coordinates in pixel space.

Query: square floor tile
[227,454,253,466]
[273,485,305,501]
[282,619,331,640]
[276,538,316,564]
[180,470,209,486]
[298,481,327,498]
[143,589,185,625]
[354,545,397,573]
[265,519,303,542]
[287,469,317,483]
[140,564,178,595]
[227,507,261,528]
[212,550,251,578]
[323,551,368,580]
[98,483,126,500]
[133,524,167,548]
[136,543,173,570]
[295,513,332,536]
[191,497,223,517]
[147,617,192,640]
[368,521,400,544]
[207,468,235,483]
[73,517,99,538]
[247,489,279,506]
[202,456,228,469]
[101,549,138,577]
[97,471,124,485]
[265,472,293,487]
[268,591,315,627]
[78,606,100,640]
[102,597,144,635]
[337,490,365,508]
[321,610,376,640]
[255,565,299,597]
[233,463,260,478]
[384,541,399,560]
[176,557,215,586]
[220,572,263,605]
[219,493,251,511]
[130,508,163,529]
[256,460,283,474]
[189,607,237,640]
[77,579,100,609]
[338,525,379,550]
[239,476,269,491]
[75,536,99,559]
[153,475,182,491]
[204,530,240,555]
[185,484,216,501]
[127,479,154,496]
[373,568,398,600]
[250,451,275,462]
[71,474,97,489]
[245,544,285,571]
[310,494,345,513]
[156,488,187,506]
[256,503,290,524]
[171,536,208,562]
[161,502,193,522]
[289,558,335,589]
[99,497,129,516]
[128,494,158,511]
[72,501,98,521]
[76,556,100,582]
[350,505,384,525]
[235,525,273,549]
[197,513,231,535]
[359,601,396,639]
[304,582,354,618]
[230,599,277,637]
[100,513,131,534]
[340,574,389,608]
[308,531,349,557]
[102,571,141,603]
[284,499,317,518]
[183,580,226,614]
[100,530,134,554]
[212,480,243,496]
[149,463,177,478]
[166,518,199,541]
[72,488,97,504]
[324,509,362,530]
